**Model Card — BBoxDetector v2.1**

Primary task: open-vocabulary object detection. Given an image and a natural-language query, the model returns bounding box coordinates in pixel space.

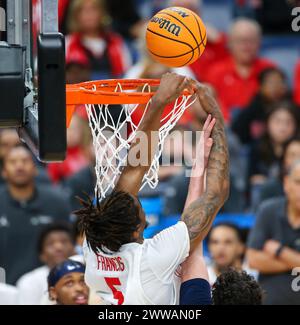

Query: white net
[85,82,195,198]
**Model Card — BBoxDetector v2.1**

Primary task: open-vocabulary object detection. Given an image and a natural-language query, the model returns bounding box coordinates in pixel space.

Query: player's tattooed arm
[181,83,229,246]
[116,73,193,196]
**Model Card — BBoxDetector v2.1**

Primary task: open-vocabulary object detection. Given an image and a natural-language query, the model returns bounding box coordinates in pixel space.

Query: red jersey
[206,56,275,122]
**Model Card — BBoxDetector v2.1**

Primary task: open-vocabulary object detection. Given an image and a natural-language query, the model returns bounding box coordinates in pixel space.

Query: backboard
[0,0,66,162]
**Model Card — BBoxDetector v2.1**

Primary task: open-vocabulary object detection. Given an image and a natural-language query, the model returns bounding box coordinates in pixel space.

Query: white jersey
[83,221,190,305]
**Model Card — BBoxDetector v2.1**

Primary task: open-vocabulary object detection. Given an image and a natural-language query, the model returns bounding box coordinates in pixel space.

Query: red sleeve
[294,61,300,106]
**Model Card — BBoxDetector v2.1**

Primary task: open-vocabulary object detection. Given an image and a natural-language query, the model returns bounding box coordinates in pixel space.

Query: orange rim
[66,79,192,127]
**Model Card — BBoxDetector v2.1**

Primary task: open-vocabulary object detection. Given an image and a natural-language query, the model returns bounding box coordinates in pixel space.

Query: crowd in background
[0,0,300,305]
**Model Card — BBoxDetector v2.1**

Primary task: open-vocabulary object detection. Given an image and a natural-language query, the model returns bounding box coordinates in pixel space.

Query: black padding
[0,44,24,127]
[37,33,66,161]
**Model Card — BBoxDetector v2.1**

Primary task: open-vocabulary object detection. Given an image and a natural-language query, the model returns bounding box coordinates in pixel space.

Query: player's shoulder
[145,221,189,246]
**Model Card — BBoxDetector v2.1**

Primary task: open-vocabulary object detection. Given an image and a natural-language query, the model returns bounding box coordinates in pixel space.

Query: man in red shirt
[206,18,275,123]
[294,60,300,106]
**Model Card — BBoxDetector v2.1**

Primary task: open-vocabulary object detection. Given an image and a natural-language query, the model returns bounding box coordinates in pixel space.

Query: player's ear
[49,287,57,302]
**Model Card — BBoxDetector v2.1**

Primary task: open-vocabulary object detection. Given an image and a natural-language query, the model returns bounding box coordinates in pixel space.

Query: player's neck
[8,182,35,202]
[135,237,144,244]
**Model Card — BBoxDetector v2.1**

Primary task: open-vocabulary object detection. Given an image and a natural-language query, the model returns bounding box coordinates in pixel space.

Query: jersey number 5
[104,277,124,305]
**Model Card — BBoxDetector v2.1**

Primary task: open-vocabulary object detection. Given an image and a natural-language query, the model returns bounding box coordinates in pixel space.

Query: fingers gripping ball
[146,7,207,67]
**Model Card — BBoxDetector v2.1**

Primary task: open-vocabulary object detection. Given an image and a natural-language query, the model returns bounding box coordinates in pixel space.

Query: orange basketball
[146,7,207,67]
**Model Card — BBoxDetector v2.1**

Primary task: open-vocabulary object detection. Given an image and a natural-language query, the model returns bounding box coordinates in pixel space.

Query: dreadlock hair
[75,191,141,254]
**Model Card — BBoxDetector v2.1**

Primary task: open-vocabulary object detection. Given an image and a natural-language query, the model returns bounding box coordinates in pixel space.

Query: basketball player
[76,73,229,304]
[179,119,261,305]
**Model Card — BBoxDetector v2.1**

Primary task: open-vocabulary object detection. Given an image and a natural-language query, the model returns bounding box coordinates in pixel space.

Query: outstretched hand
[191,114,215,178]
[202,114,215,169]
[154,72,194,106]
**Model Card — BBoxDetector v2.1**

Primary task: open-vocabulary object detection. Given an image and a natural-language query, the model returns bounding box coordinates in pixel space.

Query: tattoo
[182,100,229,241]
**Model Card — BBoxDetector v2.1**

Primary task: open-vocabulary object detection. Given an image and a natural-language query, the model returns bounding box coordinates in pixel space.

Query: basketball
[146,7,207,67]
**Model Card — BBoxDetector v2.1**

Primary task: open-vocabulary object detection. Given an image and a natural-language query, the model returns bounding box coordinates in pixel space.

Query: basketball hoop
[66,79,195,198]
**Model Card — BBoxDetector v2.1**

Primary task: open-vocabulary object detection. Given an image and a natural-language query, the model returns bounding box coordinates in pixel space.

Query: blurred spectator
[206,18,274,122]
[65,0,131,80]
[0,129,20,176]
[105,0,143,41]
[0,129,51,186]
[232,67,290,145]
[65,140,96,211]
[206,223,254,285]
[16,223,75,305]
[255,137,300,210]
[248,101,300,188]
[48,260,89,305]
[66,62,91,84]
[0,130,51,186]
[168,0,229,82]
[47,114,90,184]
[0,145,71,284]
[247,160,300,305]
[294,60,300,106]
